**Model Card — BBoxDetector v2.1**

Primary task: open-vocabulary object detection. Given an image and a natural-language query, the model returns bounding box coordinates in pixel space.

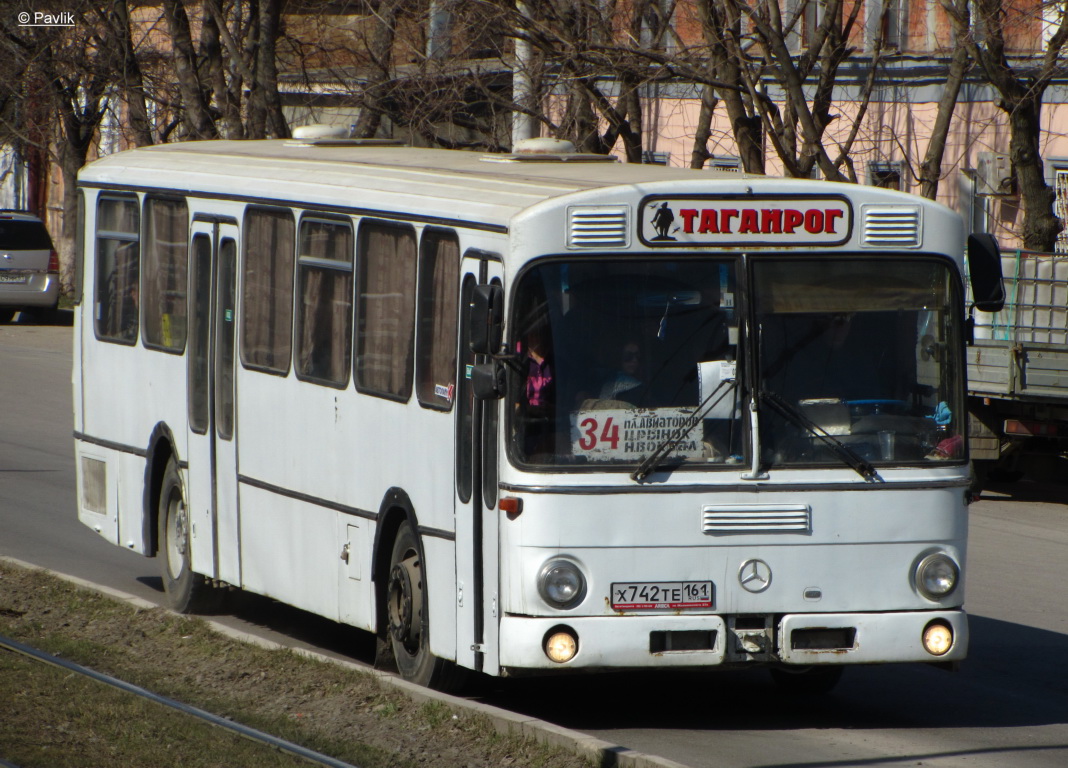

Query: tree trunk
[161,0,217,140]
[919,2,971,200]
[351,0,402,139]
[111,0,153,147]
[1010,97,1062,251]
[689,83,718,169]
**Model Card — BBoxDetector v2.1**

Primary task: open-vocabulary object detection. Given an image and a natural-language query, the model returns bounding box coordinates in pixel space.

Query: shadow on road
[10,308,74,327]
[978,475,1068,503]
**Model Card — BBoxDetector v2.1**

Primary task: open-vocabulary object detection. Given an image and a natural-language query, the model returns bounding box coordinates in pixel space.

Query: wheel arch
[143,422,181,558]
[371,487,420,635]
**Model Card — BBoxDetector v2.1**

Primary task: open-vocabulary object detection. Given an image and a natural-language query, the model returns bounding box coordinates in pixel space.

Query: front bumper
[498,609,968,671]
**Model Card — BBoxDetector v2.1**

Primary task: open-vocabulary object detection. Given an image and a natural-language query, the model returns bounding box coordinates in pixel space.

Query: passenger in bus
[519,321,556,456]
[523,322,553,407]
[599,341,643,402]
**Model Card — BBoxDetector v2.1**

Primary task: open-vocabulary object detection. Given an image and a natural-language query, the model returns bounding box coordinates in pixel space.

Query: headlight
[538,559,586,609]
[915,553,959,599]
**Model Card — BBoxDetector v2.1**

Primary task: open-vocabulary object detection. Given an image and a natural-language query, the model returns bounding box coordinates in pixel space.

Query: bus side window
[241,207,295,375]
[95,195,140,344]
[415,228,460,410]
[188,234,212,434]
[295,216,354,387]
[354,220,417,401]
[142,197,189,353]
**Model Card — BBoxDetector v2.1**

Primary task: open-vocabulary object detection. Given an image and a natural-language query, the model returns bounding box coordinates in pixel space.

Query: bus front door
[186,219,241,587]
[454,254,502,675]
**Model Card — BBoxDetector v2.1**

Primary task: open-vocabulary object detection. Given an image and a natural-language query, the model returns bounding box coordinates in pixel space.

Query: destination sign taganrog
[640,196,852,246]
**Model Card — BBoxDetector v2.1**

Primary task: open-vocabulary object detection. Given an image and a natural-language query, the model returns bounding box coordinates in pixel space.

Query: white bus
[73,137,1004,693]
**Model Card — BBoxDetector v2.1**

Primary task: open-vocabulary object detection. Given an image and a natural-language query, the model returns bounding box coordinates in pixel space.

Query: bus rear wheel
[386,521,466,692]
[157,458,221,613]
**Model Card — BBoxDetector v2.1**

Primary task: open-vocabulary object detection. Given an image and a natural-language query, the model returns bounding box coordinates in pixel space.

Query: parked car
[0,210,60,323]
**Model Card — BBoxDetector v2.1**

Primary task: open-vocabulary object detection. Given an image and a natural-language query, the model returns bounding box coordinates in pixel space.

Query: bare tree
[912,0,973,200]
[692,0,764,172]
[0,0,117,289]
[947,0,1068,250]
[349,0,404,138]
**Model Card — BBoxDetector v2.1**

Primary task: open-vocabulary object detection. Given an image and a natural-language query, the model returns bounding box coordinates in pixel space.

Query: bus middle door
[454,253,502,675]
[186,218,240,587]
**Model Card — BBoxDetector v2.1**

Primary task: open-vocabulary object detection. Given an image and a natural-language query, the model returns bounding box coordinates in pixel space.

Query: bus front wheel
[386,521,466,692]
[157,458,220,613]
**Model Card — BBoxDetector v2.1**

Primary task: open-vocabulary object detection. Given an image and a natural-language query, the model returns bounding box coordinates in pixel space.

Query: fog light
[923,621,954,656]
[545,629,578,663]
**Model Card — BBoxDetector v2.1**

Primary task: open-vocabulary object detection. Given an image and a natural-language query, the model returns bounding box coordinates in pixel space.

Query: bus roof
[78,139,774,227]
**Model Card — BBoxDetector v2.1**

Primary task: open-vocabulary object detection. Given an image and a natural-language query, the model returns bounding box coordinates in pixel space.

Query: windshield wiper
[760,391,881,482]
[631,380,735,482]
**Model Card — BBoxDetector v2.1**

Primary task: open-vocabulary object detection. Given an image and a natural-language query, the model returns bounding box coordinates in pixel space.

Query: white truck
[968,250,1068,481]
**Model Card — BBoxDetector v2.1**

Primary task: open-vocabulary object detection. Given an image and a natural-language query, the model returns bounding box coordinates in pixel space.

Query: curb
[0,556,692,768]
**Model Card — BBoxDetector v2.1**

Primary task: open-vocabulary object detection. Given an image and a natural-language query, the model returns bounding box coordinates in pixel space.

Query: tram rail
[0,632,360,768]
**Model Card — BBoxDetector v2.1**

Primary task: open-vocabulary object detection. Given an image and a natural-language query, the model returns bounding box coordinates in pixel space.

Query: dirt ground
[0,562,592,768]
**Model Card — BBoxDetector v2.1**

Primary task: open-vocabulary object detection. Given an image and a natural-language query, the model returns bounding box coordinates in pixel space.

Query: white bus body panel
[494,474,969,671]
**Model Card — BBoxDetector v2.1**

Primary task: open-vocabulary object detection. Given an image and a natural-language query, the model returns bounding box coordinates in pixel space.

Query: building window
[355,220,417,400]
[241,207,295,374]
[870,161,904,190]
[142,197,189,353]
[94,195,140,344]
[295,216,354,387]
[868,0,907,51]
[415,228,460,411]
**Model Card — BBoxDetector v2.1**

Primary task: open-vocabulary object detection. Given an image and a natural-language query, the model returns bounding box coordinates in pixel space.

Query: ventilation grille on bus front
[568,206,629,248]
[861,205,922,248]
[701,505,812,535]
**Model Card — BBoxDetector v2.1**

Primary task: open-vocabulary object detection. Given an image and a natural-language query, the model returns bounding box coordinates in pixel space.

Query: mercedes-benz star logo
[738,559,772,593]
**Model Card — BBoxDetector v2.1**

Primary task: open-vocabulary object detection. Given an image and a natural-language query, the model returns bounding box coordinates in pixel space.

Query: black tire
[386,521,466,692]
[157,458,222,613]
[769,665,844,696]
[0,308,16,324]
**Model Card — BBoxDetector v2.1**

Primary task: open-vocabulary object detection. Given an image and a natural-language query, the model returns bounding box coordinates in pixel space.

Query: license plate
[0,274,28,284]
[611,581,714,610]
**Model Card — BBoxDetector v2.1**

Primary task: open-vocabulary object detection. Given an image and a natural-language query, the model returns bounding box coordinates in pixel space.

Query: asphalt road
[3,320,1067,768]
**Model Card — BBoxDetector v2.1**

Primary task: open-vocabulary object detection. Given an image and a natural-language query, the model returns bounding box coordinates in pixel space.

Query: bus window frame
[293,212,355,390]
[353,218,418,403]
[188,232,213,435]
[239,205,296,377]
[415,226,461,412]
[141,194,190,355]
[93,192,141,346]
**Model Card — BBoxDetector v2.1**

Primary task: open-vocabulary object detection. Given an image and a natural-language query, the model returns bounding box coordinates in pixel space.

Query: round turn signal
[922,621,953,656]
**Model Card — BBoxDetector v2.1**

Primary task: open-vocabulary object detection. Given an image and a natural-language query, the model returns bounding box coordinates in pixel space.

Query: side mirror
[470,283,504,355]
[967,233,1006,313]
[472,361,504,400]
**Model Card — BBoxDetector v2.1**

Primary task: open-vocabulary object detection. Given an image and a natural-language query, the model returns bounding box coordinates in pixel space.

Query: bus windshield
[753,257,966,470]
[509,255,966,474]
[509,258,743,468]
